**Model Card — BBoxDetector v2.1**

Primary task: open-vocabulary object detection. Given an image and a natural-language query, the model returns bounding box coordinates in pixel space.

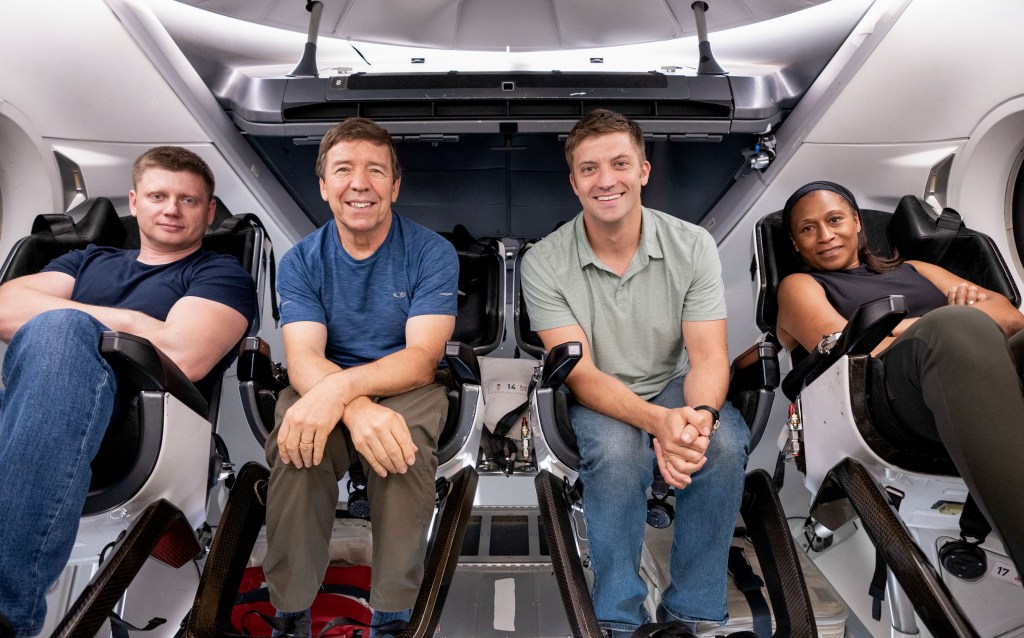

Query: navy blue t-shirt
[43,245,258,330]
[278,214,458,369]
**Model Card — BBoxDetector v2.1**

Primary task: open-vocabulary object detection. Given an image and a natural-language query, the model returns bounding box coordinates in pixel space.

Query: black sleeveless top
[808,263,946,320]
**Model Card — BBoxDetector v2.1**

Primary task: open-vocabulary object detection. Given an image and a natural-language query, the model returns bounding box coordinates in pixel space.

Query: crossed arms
[276,314,455,477]
[0,271,249,381]
[776,260,1024,355]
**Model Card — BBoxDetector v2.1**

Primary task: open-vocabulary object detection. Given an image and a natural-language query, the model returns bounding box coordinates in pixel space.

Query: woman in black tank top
[774,181,1024,575]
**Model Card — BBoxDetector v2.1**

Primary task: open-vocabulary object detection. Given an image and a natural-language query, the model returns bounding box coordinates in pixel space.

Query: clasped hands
[277,382,416,478]
[652,406,713,490]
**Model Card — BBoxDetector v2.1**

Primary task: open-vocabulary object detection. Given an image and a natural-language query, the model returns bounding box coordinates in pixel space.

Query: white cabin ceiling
[172,0,832,51]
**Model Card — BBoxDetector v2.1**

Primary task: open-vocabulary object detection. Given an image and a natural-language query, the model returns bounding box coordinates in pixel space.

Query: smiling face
[129,167,215,259]
[319,139,401,246]
[789,189,863,271]
[568,131,650,229]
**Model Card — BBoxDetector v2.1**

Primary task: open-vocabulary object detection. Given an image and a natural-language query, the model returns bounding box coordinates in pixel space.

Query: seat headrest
[1,197,126,283]
[441,226,506,354]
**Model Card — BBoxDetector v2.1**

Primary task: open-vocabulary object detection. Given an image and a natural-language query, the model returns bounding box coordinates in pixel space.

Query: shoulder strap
[214,213,280,327]
[928,208,963,263]
[31,213,79,245]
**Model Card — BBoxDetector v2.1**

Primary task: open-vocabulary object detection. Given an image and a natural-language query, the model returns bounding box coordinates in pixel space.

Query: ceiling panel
[172,0,835,51]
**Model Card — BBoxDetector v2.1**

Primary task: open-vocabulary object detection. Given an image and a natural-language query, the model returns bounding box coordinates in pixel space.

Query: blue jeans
[0,310,118,638]
[570,375,749,635]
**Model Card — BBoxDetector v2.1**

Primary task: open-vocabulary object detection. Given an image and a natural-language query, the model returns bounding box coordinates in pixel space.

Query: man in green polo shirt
[521,109,748,637]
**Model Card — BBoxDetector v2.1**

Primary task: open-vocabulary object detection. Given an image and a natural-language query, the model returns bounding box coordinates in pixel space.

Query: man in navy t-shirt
[264,117,458,638]
[0,146,257,638]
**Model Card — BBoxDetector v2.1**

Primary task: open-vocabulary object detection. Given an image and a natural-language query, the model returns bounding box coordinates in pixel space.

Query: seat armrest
[728,341,779,450]
[100,331,209,416]
[445,340,481,386]
[728,341,779,396]
[236,337,288,391]
[781,295,908,401]
[540,342,582,389]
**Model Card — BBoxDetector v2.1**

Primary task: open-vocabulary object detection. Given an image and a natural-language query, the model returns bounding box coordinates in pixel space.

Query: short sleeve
[277,243,328,326]
[41,249,86,278]
[184,254,259,329]
[681,230,727,322]
[408,237,459,317]
[520,247,579,331]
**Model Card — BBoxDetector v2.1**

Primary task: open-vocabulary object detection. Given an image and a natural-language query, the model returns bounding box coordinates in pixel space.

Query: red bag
[232,565,373,637]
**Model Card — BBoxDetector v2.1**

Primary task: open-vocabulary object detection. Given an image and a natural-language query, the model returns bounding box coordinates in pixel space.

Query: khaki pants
[263,383,448,612]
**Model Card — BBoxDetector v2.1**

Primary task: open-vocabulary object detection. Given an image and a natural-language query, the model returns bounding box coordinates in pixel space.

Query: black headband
[782,181,860,231]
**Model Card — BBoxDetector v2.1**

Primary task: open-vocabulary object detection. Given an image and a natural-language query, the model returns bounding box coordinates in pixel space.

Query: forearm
[682,356,730,411]
[0,286,151,343]
[304,346,439,407]
[974,298,1024,337]
[287,355,344,397]
[566,366,664,434]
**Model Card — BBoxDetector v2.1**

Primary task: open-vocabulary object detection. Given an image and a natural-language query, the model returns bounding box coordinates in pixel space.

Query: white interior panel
[0,1,206,144]
[808,0,1024,144]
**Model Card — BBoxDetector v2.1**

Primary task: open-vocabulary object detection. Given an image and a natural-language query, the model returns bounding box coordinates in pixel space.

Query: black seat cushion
[442,225,504,353]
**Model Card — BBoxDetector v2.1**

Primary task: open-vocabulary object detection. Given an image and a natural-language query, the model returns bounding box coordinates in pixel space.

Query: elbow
[417,363,438,388]
[175,355,216,384]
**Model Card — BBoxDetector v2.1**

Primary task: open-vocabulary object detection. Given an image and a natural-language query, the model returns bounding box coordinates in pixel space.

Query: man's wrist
[691,404,720,435]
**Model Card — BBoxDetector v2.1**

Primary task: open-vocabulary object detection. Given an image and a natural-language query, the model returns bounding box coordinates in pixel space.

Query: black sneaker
[272,609,311,638]
[0,612,14,638]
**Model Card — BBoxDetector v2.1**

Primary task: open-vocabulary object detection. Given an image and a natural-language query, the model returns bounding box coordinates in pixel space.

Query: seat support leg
[818,458,978,638]
[398,466,478,638]
[53,499,201,638]
[740,469,817,638]
[535,469,604,638]
[186,462,270,638]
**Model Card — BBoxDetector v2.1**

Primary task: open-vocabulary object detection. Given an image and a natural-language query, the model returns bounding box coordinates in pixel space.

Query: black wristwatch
[692,405,721,437]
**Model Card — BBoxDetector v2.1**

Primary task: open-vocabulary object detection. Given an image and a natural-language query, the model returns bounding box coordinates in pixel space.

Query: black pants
[881,305,1024,573]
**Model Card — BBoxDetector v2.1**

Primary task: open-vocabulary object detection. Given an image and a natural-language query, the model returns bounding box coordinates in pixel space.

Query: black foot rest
[816,459,979,638]
[740,469,817,638]
[53,499,201,638]
[398,466,478,638]
[535,470,603,638]
[187,462,271,638]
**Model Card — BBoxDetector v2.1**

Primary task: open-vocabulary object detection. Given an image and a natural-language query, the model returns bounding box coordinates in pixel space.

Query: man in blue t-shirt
[0,146,257,638]
[264,117,458,638]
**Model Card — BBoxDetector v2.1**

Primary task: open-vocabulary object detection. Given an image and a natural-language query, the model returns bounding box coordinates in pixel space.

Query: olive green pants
[263,383,448,612]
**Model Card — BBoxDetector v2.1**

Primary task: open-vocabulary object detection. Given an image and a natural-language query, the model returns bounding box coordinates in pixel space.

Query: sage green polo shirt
[521,207,726,399]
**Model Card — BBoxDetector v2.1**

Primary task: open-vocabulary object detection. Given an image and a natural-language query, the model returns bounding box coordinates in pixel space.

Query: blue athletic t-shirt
[43,245,258,330]
[278,214,459,369]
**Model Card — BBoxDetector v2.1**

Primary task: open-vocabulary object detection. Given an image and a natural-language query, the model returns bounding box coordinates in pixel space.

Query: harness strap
[31,213,79,245]
[727,546,772,638]
[925,208,963,263]
[215,213,280,327]
[869,548,887,621]
[107,613,166,638]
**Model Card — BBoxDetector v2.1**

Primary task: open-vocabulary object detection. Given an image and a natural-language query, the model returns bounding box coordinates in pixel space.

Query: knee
[906,306,1007,363]
[913,306,1003,344]
[571,408,653,484]
[7,310,110,373]
[706,404,750,474]
[16,309,105,346]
